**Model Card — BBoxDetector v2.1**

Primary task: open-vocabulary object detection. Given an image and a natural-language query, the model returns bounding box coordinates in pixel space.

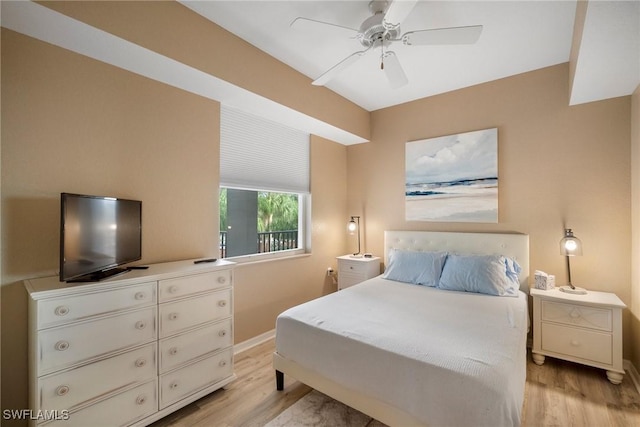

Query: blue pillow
[382,249,448,287]
[438,254,521,296]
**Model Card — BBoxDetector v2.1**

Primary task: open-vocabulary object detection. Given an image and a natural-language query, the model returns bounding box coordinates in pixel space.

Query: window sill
[225,251,311,267]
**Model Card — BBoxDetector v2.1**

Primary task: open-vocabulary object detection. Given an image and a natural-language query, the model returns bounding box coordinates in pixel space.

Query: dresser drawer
[38,307,156,375]
[159,319,232,373]
[159,270,231,302]
[39,343,156,412]
[37,282,156,329]
[541,322,612,365]
[159,289,231,338]
[159,348,233,409]
[541,300,612,331]
[45,379,157,427]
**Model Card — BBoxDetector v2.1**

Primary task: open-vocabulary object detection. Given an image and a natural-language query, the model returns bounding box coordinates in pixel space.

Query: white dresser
[336,255,381,290]
[530,287,626,384]
[24,259,235,426]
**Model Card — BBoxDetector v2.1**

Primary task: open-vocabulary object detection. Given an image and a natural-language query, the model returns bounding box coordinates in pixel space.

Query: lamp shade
[560,229,582,256]
[347,218,358,234]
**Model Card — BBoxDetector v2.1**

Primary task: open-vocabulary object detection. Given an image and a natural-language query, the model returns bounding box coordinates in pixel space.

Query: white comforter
[275,276,528,427]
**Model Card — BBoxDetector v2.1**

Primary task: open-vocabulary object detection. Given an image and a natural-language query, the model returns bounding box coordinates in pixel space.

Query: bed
[273,231,530,426]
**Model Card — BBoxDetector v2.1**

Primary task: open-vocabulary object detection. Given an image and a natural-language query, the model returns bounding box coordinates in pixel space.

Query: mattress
[275,276,528,427]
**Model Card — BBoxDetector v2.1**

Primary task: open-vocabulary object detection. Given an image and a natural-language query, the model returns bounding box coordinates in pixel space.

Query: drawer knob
[56,385,70,396]
[169,381,179,390]
[54,306,70,316]
[134,292,146,301]
[219,330,227,337]
[217,276,227,284]
[570,340,581,347]
[570,310,581,319]
[135,321,147,330]
[168,312,179,321]
[168,285,178,294]
[54,341,70,351]
[135,358,147,368]
[136,394,147,405]
[219,360,227,367]
[218,300,227,308]
[168,347,178,356]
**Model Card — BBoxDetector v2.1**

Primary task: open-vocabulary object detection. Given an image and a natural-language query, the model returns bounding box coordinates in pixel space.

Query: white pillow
[438,254,521,296]
[382,249,448,287]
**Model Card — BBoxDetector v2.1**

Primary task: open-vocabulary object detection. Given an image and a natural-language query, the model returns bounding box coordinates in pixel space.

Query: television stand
[66,267,129,283]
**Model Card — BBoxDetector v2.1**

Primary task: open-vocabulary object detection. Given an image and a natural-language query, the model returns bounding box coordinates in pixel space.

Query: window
[219,106,309,260]
[219,188,304,258]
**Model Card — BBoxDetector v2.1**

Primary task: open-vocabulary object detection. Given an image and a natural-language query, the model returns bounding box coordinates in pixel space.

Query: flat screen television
[60,193,142,282]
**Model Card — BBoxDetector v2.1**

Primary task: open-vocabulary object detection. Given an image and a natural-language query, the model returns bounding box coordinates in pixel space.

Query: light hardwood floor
[151,338,640,427]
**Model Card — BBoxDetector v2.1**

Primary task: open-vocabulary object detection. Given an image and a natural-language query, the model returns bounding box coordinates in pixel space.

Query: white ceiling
[181,0,579,111]
[181,0,639,112]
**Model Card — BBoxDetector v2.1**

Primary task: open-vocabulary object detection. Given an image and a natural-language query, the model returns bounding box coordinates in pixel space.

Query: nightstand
[336,255,381,290]
[531,287,626,384]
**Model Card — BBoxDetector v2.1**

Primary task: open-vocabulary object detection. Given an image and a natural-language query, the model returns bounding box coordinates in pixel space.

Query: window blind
[220,106,310,193]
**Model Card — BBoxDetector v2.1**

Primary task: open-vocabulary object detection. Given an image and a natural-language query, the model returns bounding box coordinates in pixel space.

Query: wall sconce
[347,216,362,257]
[559,228,587,294]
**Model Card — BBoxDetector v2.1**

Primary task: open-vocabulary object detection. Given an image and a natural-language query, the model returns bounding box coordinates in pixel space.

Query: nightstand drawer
[339,260,369,275]
[541,300,612,331]
[541,323,612,365]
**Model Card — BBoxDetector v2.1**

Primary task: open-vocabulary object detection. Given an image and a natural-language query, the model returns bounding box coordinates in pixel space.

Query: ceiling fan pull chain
[380,41,385,70]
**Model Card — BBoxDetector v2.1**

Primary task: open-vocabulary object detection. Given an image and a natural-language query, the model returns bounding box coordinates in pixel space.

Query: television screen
[60,193,142,282]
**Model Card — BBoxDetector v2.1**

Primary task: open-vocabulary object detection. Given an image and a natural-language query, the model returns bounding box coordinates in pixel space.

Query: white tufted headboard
[384,231,530,291]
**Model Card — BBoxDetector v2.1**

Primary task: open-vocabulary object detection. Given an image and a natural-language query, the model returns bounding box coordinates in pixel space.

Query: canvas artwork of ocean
[405,128,498,223]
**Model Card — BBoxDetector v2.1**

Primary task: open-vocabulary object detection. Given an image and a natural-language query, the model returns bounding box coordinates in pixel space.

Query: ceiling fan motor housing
[358,7,400,47]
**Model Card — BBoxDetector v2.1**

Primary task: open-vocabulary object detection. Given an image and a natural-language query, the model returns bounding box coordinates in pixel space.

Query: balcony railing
[219,230,298,258]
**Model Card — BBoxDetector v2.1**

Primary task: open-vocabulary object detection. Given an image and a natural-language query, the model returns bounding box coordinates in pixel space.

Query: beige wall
[348,63,632,355]
[40,0,370,143]
[631,84,640,369]
[0,29,348,421]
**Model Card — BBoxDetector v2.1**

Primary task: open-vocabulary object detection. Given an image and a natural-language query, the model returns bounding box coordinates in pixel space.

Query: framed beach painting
[405,128,498,223]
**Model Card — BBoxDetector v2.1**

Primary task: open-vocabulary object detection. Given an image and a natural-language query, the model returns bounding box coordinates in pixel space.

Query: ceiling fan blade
[312,48,370,86]
[402,25,483,45]
[383,0,419,31]
[382,51,408,89]
[290,17,358,38]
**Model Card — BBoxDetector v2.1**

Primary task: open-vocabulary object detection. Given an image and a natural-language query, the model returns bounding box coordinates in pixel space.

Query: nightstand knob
[219,330,227,337]
[169,347,178,356]
[134,291,146,300]
[218,300,227,308]
[570,339,581,347]
[135,358,147,368]
[135,321,146,330]
[168,312,179,321]
[217,276,227,284]
[168,285,178,294]
[570,309,581,319]
[136,394,147,405]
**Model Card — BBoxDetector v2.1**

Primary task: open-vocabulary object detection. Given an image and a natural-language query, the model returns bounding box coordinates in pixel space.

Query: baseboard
[234,329,276,355]
[624,359,640,394]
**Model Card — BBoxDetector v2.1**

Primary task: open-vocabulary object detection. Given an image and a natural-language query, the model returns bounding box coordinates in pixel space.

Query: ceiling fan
[291,0,483,89]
